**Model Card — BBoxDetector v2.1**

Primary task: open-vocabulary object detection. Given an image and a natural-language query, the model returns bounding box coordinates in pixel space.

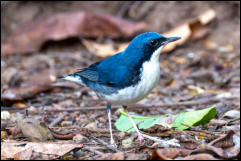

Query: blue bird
[62,32,181,145]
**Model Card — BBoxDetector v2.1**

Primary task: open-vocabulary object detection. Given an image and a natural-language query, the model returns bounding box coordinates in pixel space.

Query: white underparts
[101,46,163,105]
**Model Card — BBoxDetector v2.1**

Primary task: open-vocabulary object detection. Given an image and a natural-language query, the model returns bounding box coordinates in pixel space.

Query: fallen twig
[93,137,119,153]
[181,123,221,136]
[3,96,237,113]
[82,145,104,156]
[44,97,221,112]
[50,126,110,133]
[49,112,68,127]
[141,133,180,148]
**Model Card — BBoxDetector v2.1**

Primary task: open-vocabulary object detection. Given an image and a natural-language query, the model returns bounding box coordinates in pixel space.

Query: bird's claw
[110,139,117,148]
[137,134,144,142]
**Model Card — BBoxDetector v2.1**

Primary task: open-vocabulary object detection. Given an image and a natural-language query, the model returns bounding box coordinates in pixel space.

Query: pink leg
[107,104,116,146]
[127,113,144,141]
[108,110,115,145]
[123,105,144,141]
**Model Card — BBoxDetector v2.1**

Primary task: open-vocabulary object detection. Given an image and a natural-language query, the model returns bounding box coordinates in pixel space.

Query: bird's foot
[110,139,117,148]
[137,134,144,142]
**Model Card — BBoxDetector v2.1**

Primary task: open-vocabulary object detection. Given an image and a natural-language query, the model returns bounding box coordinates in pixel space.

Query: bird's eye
[148,39,158,47]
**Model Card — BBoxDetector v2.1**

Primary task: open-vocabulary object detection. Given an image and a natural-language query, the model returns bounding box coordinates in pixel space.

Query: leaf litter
[1,1,240,160]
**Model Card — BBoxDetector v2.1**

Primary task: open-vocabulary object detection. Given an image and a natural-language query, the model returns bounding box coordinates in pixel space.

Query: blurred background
[1,1,240,107]
[1,2,240,160]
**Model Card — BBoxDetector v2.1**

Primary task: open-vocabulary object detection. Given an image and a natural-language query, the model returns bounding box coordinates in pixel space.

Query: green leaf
[115,109,165,133]
[114,105,216,133]
[171,105,216,130]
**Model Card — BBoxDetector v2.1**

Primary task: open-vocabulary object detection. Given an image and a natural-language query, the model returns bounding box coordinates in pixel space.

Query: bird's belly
[99,60,161,105]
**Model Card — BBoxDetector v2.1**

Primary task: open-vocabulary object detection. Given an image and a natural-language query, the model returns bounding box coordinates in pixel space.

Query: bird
[61,32,181,145]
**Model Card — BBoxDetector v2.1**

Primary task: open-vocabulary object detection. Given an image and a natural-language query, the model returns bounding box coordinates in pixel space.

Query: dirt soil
[1,1,240,160]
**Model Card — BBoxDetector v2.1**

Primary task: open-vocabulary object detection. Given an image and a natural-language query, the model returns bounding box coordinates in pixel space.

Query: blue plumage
[69,32,171,94]
[62,32,181,145]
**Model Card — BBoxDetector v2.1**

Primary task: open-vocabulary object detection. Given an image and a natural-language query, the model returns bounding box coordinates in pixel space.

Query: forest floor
[1,1,240,160]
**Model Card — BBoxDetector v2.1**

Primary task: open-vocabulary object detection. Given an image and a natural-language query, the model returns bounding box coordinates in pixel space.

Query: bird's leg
[107,103,115,145]
[123,105,144,141]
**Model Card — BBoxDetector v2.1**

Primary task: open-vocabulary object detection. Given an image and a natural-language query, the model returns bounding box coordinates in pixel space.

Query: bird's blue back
[72,32,165,94]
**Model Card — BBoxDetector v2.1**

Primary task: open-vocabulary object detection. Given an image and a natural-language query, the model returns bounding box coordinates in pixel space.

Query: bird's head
[124,32,181,62]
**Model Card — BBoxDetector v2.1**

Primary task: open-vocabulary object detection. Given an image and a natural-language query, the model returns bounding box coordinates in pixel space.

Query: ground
[1,1,240,160]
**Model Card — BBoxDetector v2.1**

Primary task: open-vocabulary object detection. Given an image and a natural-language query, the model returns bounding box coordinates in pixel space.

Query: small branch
[181,123,221,137]
[50,126,110,133]
[82,145,104,156]
[141,133,180,148]
[49,112,68,127]
[44,97,222,113]
[93,138,119,152]
[3,96,237,113]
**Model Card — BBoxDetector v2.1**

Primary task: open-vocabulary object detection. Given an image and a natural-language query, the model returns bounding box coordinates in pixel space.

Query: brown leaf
[209,130,235,148]
[9,126,24,138]
[1,85,51,101]
[82,39,128,57]
[1,141,82,160]
[163,9,216,52]
[182,153,218,160]
[17,117,53,141]
[1,67,22,87]
[1,69,56,101]
[150,148,192,160]
[150,150,161,160]
[97,152,125,160]
[1,131,8,140]
[209,130,240,159]
[192,131,240,159]
[177,135,201,150]
[82,9,216,58]
[97,152,147,160]
[125,153,147,160]
[73,134,88,143]
[110,152,125,160]
[24,69,56,86]
[2,11,147,57]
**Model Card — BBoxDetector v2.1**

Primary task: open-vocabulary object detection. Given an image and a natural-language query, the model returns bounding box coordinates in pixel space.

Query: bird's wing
[74,62,100,82]
[74,53,136,88]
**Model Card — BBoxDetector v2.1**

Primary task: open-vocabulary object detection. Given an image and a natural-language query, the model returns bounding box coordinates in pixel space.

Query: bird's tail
[57,75,67,79]
[58,73,84,85]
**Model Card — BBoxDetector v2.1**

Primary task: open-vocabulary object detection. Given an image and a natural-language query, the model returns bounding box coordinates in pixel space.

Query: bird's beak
[164,37,181,44]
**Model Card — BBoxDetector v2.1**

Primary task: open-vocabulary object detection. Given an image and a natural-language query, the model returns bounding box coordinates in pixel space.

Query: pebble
[223,110,240,119]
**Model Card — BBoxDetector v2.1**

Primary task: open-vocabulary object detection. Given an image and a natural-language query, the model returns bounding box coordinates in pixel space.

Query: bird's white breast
[100,46,163,105]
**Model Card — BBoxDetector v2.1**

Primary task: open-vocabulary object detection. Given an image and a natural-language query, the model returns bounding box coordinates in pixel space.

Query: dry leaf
[182,153,218,160]
[12,102,26,108]
[156,148,192,159]
[17,117,53,141]
[163,9,216,52]
[2,11,147,57]
[97,152,125,160]
[82,9,216,57]
[162,24,190,53]
[1,69,56,101]
[193,130,240,159]
[82,39,128,57]
[1,85,51,101]
[198,9,216,25]
[1,131,8,140]
[1,67,22,87]
[1,141,82,160]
